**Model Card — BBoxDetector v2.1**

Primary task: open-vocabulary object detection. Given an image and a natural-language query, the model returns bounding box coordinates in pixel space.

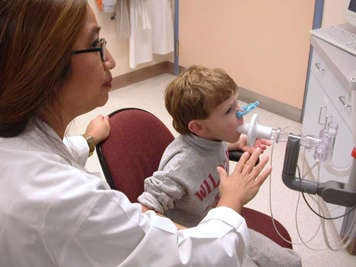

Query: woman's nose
[104,48,116,70]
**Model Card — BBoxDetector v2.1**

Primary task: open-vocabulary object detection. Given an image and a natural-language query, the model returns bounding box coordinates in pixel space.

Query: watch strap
[82,134,95,156]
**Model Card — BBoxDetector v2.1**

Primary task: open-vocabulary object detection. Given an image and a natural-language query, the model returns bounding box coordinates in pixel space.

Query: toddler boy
[138,65,301,267]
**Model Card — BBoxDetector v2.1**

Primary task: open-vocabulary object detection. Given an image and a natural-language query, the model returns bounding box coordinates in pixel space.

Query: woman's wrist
[82,133,96,156]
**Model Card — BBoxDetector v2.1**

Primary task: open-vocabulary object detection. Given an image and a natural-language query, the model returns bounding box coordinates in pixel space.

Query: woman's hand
[217,148,271,213]
[85,115,110,144]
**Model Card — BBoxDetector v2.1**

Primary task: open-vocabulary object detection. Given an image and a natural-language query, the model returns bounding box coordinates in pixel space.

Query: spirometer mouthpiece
[237,113,274,146]
[236,101,260,118]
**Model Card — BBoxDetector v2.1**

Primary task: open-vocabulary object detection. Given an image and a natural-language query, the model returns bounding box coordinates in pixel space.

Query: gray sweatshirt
[138,134,302,267]
[138,134,229,227]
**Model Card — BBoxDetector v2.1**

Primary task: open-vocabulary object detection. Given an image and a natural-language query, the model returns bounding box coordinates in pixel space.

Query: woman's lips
[103,79,112,88]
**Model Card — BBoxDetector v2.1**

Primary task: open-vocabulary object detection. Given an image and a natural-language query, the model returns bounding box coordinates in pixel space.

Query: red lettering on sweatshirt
[194,174,220,201]
[208,173,219,188]
[195,184,208,201]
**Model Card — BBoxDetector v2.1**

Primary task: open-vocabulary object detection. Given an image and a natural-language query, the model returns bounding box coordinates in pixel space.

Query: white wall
[178,1,314,110]
[322,0,349,27]
[87,0,350,82]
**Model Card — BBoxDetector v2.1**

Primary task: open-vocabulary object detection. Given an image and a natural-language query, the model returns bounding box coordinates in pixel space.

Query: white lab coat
[0,118,249,267]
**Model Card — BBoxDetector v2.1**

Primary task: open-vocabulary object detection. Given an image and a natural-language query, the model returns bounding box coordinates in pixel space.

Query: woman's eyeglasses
[72,38,107,61]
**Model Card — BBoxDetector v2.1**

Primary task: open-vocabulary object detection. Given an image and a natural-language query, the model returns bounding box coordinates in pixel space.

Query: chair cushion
[242,207,293,249]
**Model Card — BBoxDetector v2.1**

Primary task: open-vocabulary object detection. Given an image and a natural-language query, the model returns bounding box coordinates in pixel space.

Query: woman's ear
[188,120,204,135]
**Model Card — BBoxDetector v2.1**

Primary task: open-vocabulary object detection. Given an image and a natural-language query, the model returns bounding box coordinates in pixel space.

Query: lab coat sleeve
[177,206,249,266]
[63,136,89,167]
[58,188,249,267]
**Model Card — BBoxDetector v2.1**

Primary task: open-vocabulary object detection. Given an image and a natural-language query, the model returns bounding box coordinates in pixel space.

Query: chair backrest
[96,108,174,202]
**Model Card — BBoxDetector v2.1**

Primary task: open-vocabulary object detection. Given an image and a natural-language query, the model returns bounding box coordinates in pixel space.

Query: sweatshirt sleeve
[137,169,186,213]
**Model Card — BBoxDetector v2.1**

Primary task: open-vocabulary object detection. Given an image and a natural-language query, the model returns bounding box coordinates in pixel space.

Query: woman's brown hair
[0,0,87,137]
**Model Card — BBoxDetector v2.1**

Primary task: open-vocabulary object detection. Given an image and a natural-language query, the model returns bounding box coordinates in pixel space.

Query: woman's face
[61,5,116,118]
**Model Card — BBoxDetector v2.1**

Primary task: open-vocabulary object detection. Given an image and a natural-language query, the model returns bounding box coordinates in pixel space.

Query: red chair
[96,108,293,249]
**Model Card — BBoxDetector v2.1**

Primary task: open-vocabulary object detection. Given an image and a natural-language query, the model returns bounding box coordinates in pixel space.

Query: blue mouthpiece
[236,101,260,118]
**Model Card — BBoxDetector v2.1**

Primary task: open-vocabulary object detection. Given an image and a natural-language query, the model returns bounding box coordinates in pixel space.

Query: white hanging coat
[129,0,153,68]
[129,0,174,68]
[146,0,174,54]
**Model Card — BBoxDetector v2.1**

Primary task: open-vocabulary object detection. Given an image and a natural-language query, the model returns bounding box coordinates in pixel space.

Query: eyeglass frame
[72,38,107,61]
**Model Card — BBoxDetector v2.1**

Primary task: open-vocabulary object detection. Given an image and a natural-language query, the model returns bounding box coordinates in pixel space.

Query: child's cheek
[236,116,243,130]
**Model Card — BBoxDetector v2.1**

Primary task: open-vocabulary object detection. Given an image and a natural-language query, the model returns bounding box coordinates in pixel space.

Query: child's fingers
[254,165,272,186]
[234,151,251,173]
[241,148,262,175]
[249,155,269,178]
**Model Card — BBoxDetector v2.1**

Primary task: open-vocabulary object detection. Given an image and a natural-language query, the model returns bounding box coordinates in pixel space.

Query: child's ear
[188,120,204,135]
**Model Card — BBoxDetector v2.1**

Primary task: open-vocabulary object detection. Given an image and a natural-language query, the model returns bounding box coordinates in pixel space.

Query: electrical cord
[297,155,356,251]
[297,165,356,220]
[268,139,325,248]
[301,192,355,220]
[268,129,356,251]
[297,142,356,251]
[298,164,356,251]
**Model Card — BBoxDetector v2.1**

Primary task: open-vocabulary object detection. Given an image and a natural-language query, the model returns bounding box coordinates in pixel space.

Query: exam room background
[88,0,349,122]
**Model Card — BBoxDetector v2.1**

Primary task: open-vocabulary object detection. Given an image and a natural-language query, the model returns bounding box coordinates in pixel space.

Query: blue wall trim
[313,0,324,29]
[173,0,179,75]
[301,0,324,121]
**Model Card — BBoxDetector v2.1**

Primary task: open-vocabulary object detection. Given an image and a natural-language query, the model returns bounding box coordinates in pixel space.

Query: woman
[0,1,271,266]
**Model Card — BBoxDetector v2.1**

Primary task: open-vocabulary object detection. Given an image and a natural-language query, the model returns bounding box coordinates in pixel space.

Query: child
[138,65,266,225]
[138,65,301,266]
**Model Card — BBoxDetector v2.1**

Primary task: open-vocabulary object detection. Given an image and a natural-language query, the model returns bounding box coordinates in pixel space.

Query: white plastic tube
[237,114,273,146]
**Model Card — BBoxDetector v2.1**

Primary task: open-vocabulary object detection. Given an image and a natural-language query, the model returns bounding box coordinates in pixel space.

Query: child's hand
[229,134,271,153]
[255,138,271,150]
[217,148,271,213]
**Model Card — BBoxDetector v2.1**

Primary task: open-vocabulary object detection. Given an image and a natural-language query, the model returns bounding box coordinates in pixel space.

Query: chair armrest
[229,150,260,164]
[242,207,293,249]
[228,150,244,161]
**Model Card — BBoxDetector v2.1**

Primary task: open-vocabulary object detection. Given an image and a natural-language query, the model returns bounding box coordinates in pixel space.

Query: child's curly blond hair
[165,65,238,135]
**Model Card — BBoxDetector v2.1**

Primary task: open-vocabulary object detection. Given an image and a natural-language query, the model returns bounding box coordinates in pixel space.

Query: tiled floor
[68,73,356,266]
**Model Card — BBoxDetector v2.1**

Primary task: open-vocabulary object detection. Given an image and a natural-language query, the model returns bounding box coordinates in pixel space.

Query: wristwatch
[82,134,96,156]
